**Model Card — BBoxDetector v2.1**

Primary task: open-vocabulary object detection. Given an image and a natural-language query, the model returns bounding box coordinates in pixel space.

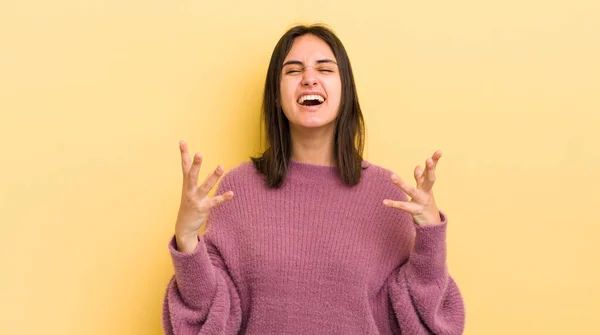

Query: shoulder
[224,161,259,179]
[217,160,263,191]
[361,160,393,182]
[361,160,408,201]
[209,161,262,221]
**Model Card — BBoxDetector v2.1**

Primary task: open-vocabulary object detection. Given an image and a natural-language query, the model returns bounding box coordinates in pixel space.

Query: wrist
[175,233,199,253]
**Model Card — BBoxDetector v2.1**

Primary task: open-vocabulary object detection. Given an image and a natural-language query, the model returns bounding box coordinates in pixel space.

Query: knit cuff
[407,211,448,284]
[168,235,217,309]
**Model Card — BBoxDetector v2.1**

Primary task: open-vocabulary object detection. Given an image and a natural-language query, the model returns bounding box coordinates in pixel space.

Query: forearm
[163,235,242,334]
[388,214,465,334]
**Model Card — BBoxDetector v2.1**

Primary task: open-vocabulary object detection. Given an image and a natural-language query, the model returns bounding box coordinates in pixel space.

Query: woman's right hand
[174,140,234,253]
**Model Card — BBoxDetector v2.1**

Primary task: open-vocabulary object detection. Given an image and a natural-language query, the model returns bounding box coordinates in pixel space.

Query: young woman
[163,24,465,335]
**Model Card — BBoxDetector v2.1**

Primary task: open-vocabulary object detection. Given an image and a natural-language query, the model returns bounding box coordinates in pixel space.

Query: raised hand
[174,140,234,253]
[383,150,443,226]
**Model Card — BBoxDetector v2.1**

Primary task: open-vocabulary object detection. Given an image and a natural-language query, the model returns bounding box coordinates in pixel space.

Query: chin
[286,106,339,130]
[294,118,336,130]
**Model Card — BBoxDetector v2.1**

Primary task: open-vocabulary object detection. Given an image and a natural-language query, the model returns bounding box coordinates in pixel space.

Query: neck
[289,124,335,166]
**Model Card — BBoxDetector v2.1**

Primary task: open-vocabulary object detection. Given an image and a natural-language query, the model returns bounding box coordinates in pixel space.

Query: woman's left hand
[383,150,444,226]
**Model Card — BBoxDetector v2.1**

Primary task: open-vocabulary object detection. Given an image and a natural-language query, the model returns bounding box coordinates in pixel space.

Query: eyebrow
[282,59,338,67]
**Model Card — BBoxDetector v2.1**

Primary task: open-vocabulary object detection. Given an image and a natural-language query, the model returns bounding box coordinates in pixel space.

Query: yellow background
[1,0,598,334]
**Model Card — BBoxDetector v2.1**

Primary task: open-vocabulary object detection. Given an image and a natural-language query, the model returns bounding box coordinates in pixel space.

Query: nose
[301,67,318,87]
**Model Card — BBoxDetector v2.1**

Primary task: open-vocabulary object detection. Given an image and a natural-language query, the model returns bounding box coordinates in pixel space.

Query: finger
[425,150,443,174]
[420,158,436,192]
[383,199,422,214]
[187,153,203,190]
[198,165,225,197]
[210,191,234,208]
[180,140,192,173]
[432,150,443,163]
[421,151,442,192]
[414,165,424,188]
[391,174,423,202]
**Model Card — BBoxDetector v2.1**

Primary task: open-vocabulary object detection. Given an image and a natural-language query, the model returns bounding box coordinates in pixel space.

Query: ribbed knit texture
[162,160,465,334]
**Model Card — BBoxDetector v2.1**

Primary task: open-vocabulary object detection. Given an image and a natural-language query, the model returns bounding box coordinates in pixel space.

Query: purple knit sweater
[162,160,465,334]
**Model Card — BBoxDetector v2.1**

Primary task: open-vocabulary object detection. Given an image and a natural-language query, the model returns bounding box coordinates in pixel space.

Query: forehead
[283,34,336,63]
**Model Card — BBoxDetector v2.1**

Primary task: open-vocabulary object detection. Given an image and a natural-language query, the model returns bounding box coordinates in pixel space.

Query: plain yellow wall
[1,0,599,334]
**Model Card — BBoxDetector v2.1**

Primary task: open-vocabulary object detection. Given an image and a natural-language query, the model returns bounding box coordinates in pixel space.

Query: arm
[162,234,242,335]
[383,151,465,334]
[388,214,465,335]
[162,141,242,334]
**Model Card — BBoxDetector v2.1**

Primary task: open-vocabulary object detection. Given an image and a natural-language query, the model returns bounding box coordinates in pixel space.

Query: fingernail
[391,174,399,182]
[383,200,390,205]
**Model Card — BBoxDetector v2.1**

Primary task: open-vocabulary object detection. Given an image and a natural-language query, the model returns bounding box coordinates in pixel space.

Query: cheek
[279,81,297,118]
[327,79,343,106]
[280,80,296,103]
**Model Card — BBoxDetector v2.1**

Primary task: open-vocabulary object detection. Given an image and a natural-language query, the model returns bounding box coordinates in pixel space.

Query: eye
[285,67,303,75]
[317,67,335,73]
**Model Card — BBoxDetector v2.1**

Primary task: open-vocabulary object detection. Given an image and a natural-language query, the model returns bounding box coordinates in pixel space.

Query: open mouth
[297,94,325,106]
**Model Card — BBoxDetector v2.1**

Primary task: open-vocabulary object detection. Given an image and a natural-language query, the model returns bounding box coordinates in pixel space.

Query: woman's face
[279,34,342,132]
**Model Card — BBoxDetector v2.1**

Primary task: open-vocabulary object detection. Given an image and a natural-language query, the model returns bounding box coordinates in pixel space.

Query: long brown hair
[251,24,365,188]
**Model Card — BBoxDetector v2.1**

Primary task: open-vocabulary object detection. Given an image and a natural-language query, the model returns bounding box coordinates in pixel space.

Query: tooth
[297,94,325,104]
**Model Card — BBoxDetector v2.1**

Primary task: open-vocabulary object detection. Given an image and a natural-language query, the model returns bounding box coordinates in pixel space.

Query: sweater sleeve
[162,176,242,335]
[388,212,465,335]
